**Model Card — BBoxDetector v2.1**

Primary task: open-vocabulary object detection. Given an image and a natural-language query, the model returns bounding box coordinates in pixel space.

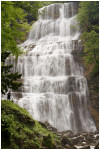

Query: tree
[13,1,43,23]
[77,1,99,76]
[1,51,23,94]
[1,1,30,94]
[1,1,30,57]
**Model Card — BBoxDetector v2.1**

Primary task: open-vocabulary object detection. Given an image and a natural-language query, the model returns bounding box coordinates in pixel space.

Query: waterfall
[6,2,96,132]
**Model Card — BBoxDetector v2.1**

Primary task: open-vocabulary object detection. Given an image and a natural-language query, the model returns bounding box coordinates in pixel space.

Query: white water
[6,3,96,132]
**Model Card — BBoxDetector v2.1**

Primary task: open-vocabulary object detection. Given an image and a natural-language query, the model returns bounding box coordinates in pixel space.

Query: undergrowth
[1,100,60,149]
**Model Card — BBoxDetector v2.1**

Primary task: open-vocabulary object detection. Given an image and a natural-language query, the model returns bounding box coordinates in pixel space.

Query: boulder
[42,121,57,133]
[95,135,99,140]
[62,130,74,137]
[61,136,72,146]
[85,136,93,144]
[82,145,90,149]
[65,144,76,149]
[82,132,88,137]
[38,121,47,129]
[65,144,72,149]
[74,145,84,149]
[95,140,99,149]
[74,132,81,137]
[51,127,57,133]
[70,136,85,145]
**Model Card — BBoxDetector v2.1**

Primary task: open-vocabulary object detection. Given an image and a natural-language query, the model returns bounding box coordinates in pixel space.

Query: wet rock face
[71,40,83,64]
[12,92,23,99]
[72,39,99,131]
[39,2,79,20]
[39,4,61,20]
[87,75,99,130]
[65,57,71,75]
[72,40,78,51]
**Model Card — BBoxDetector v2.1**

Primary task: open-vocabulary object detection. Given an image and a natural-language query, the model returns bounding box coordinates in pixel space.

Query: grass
[1,100,60,149]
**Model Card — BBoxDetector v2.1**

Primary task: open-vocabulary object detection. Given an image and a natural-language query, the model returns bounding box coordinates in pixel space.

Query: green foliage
[82,29,99,65]
[1,100,60,149]
[1,51,11,62]
[77,1,99,31]
[1,1,30,57]
[90,63,99,77]
[77,1,99,77]
[14,1,43,23]
[43,134,53,148]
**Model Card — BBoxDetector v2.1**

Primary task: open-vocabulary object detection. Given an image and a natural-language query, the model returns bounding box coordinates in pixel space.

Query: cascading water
[6,2,96,132]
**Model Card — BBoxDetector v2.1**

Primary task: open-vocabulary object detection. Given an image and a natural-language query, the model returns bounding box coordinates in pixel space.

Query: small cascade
[5,2,96,132]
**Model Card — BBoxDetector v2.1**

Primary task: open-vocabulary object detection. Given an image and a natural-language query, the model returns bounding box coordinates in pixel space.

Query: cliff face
[84,66,99,130]
[72,42,99,131]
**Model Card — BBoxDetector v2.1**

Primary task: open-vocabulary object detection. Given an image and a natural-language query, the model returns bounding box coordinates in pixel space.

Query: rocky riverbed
[39,121,99,149]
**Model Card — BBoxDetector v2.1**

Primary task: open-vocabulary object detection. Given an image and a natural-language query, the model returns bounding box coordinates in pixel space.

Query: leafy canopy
[1,1,30,57]
[77,1,99,76]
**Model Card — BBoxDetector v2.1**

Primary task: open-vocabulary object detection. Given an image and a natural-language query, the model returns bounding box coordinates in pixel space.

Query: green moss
[1,100,60,149]
[42,134,54,148]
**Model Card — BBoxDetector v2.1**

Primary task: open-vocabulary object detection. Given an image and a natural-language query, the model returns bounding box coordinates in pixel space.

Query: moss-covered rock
[42,134,55,148]
[1,100,60,149]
